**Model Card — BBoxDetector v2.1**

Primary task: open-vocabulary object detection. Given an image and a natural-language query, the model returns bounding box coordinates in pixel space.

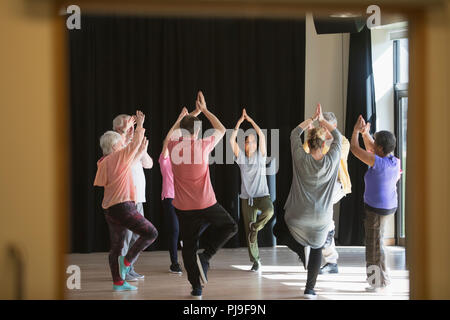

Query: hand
[354,115,365,133]
[125,125,134,142]
[139,136,149,153]
[136,110,145,127]
[177,107,188,122]
[316,103,324,121]
[243,108,253,122]
[361,122,371,135]
[124,115,136,132]
[196,91,207,112]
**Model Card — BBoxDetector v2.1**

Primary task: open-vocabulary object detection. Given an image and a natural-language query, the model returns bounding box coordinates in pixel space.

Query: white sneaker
[365,286,390,294]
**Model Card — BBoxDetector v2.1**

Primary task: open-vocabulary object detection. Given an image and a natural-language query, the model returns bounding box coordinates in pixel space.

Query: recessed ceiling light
[329,13,362,18]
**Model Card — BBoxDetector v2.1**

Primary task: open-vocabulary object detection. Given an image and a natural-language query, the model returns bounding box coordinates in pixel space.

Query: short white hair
[323,112,337,125]
[100,131,123,155]
[112,114,130,133]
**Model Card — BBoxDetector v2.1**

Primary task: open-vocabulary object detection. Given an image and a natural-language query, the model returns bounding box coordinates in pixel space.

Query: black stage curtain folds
[69,15,306,253]
[338,26,377,246]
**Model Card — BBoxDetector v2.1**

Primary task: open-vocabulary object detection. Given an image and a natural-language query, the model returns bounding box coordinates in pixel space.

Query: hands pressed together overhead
[354,115,371,134]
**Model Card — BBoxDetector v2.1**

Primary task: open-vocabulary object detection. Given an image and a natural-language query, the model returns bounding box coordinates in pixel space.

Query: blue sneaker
[191,286,202,299]
[118,256,131,280]
[113,281,137,292]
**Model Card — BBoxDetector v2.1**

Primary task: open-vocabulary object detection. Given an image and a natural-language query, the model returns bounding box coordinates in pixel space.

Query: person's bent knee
[229,221,238,235]
[142,226,158,241]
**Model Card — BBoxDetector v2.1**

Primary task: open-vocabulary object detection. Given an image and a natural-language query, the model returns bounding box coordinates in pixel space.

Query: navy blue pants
[162,198,180,265]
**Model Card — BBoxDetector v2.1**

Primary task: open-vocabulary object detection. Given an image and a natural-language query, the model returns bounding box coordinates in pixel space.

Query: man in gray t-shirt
[230,109,274,272]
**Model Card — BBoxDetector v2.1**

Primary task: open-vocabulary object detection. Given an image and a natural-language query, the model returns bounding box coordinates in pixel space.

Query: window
[393,38,408,242]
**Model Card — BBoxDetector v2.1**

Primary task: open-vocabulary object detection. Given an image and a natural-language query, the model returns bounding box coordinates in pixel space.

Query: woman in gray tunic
[276,104,342,299]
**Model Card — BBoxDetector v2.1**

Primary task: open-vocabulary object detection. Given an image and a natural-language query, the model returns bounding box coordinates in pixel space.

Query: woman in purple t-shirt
[350,115,400,292]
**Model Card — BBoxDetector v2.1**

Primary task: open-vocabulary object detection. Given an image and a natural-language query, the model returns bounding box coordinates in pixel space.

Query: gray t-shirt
[235,149,270,206]
[284,126,342,249]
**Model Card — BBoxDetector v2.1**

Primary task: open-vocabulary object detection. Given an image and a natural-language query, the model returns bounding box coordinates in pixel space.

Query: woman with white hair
[112,113,153,281]
[94,110,158,292]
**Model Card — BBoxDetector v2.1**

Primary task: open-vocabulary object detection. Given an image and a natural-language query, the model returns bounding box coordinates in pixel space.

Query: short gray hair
[100,131,123,155]
[112,114,130,133]
[323,112,337,125]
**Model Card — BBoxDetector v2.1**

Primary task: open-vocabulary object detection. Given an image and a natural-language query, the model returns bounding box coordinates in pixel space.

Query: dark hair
[307,127,326,151]
[180,115,200,135]
[374,130,396,155]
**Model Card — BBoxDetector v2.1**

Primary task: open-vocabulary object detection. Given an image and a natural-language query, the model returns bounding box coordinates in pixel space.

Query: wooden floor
[65,246,409,300]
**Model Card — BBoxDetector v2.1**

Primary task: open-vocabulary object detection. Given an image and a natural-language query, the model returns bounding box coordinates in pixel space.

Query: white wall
[305,14,349,133]
[304,13,349,237]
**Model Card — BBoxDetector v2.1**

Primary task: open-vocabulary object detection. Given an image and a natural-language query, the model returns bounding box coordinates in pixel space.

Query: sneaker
[128,270,145,279]
[113,281,137,292]
[319,263,339,274]
[196,253,209,285]
[303,246,310,270]
[248,222,257,244]
[118,256,131,280]
[304,288,317,300]
[365,285,390,294]
[191,286,202,299]
[250,261,261,272]
[125,273,138,282]
[170,263,183,274]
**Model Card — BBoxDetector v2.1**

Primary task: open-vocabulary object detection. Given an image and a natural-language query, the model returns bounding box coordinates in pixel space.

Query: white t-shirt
[131,161,146,203]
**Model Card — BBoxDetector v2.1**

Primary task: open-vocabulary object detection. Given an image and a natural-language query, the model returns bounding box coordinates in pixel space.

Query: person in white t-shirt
[113,114,153,281]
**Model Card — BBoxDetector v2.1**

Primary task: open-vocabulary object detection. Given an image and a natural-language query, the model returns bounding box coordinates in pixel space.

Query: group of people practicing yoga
[94,91,400,299]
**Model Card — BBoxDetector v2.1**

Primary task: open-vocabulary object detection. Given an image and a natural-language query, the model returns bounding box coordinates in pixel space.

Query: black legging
[176,202,238,288]
[162,198,180,265]
[273,213,323,291]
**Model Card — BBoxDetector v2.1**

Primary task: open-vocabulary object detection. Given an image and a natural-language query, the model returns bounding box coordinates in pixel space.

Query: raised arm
[229,110,245,158]
[135,136,149,164]
[350,115,375,167]
[361,122,376,153]
[125,110,146,157]
[196,91,226,148]
[161,107,188,158]
[243,109,267,157]
[291,106,317,161]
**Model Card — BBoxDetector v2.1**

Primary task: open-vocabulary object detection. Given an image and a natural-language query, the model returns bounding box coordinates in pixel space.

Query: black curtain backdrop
[338,26,376,246]
[69,15,305,253]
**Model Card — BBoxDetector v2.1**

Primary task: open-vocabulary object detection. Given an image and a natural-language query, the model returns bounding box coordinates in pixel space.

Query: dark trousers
[176,202,238,288]
[364,207,392,287]
[104,201,158,283]
[162,198,180,265]
[273,213,323,291]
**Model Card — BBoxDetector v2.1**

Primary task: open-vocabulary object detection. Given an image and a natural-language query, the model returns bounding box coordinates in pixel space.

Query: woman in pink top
[94,110,158,292]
